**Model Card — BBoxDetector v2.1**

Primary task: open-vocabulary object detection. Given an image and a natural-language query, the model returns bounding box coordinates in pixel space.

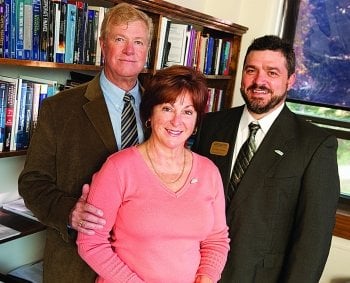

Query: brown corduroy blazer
[19,74,118,283]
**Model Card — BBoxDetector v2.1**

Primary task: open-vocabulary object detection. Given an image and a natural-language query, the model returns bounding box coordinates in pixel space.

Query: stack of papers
[0,224,20,241]
[2,198,38,222]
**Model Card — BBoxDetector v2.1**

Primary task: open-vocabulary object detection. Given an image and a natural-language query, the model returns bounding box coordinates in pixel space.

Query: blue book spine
[22,82,33,149]
[39,0,49,61]
[0,3,4,57]
[11,0,18,59]
[64,3,76,63]
[15,81,27,150]
[3,0,10,58]
[204,36,214,75]
[32,0,40,61]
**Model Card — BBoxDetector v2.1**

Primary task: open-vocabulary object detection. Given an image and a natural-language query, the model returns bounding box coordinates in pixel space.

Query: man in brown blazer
[193,35,340,282]
[18,4,153,283]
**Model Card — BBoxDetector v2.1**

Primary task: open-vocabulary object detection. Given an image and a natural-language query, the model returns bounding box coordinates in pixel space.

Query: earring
[192,127,198,135]
[145,119,151,128]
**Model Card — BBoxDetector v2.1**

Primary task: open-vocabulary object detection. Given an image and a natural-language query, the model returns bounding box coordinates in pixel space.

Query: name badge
[210,141,230,156]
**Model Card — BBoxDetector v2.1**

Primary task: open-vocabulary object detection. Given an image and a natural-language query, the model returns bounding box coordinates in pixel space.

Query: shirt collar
[100,70,141,110]
[241,103,285,134]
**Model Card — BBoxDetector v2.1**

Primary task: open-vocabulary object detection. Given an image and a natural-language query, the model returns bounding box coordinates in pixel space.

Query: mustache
[246,84,272,93]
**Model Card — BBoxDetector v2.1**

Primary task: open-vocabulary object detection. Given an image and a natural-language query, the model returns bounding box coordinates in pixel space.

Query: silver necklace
[145,143,186,184]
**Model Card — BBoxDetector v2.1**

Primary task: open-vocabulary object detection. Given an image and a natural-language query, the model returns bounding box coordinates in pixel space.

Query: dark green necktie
[228,122,260,202]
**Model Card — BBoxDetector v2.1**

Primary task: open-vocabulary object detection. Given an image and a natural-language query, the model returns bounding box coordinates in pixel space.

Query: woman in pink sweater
[77,65,229,283]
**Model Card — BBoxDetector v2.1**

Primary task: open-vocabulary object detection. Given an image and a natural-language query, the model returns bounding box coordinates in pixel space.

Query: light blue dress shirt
[100,70,144,149]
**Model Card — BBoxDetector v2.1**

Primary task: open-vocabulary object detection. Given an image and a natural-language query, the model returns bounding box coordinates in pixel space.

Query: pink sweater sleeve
[76,155,144,283]
[196,161,230,282]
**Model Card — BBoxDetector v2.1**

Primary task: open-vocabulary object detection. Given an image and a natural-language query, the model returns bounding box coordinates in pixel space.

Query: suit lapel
[83,75,117,154]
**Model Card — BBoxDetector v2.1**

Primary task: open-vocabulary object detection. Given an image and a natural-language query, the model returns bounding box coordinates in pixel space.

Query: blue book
[204,36,214,75]
[22,81,33,149]
[0,3,4,57]
[64,2,76,63]
[3,0,10,58]
[15,0,25,59]
[10,0,16,58]
[39,0,49,61]
[14,80,27,150]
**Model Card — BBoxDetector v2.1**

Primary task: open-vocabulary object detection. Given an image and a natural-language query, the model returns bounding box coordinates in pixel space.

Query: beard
[240,84,287,114]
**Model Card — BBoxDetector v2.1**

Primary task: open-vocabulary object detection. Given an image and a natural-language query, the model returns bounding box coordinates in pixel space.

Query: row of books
[0,0,107,65]
[0,75,58,152]
[157,17,233,75]
[206,87,225,113]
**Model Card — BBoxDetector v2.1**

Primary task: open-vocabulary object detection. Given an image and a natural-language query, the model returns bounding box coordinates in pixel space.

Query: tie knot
[249,122,260,135]
[123,93,133,103]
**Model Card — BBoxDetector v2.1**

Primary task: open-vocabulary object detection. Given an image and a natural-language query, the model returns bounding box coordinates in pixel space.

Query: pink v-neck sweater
[77,147,229,283]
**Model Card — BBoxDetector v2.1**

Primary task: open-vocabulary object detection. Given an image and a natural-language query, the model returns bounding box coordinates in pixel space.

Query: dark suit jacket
[18,74,117,283]
[193,105,340,283]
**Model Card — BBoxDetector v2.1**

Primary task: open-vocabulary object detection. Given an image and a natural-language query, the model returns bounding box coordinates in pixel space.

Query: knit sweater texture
[77,146,229,283]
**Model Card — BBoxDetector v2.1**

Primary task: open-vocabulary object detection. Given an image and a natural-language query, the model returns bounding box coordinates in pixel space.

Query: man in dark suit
[18,4,153,283]
[193,35,340,282]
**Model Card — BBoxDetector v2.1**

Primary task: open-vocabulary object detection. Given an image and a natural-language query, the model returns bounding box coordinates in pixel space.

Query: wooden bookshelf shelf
[0,209,45,244]
[0,58,103,72]
[0,150,27,159]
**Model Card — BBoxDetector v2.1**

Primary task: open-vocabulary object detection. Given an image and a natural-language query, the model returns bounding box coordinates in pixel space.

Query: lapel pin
[190,178,198,184]
[274,149,284,156]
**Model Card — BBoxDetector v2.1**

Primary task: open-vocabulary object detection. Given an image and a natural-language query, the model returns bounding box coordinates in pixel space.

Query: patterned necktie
[121,93,139,149]
[228,122,260,202]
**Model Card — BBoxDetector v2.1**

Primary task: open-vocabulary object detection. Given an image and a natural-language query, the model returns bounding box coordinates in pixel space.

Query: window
[281,0,350,239]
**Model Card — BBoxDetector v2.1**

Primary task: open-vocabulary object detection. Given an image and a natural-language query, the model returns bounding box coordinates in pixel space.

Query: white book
[166,22,188,66]
[2,198,38,221]
[156,16,170,69]
[0,224,21,241]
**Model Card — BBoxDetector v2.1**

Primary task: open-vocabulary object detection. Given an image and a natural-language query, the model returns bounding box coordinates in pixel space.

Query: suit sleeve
[18,99,78,241]
[281,134,340,282]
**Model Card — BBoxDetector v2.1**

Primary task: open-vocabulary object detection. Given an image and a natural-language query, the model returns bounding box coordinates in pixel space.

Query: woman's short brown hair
[140,65,208,135]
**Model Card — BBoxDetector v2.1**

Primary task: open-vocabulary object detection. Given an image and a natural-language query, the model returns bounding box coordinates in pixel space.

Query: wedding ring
[79,220,84,227]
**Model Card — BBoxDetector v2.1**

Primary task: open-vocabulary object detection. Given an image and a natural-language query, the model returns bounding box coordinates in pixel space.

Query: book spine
[23,0,33,60]
[14,80,27,150]
[23,81,33,149]
[84,8,94,64]
[3,0,10,58]
[3,81,16,151]
[77,2,88,64]
[39,0,49,61]
[0,2,4,58]
[32,0,41,61]
[64,3,76,63]
[30,83,41,137]
[0,82,7,151]
[15,0,24,59]
[55,0,67,63]
[94,7,104,66]
[10,0,15,58]
[204,36,214,75]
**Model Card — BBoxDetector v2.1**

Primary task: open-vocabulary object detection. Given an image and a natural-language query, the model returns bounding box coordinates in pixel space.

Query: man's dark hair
[244,35,296,77]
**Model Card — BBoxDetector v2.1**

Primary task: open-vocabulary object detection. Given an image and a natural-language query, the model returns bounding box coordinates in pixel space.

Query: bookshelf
[0,209,45,244]
[0,0,247,245]
[0,0,248,158]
